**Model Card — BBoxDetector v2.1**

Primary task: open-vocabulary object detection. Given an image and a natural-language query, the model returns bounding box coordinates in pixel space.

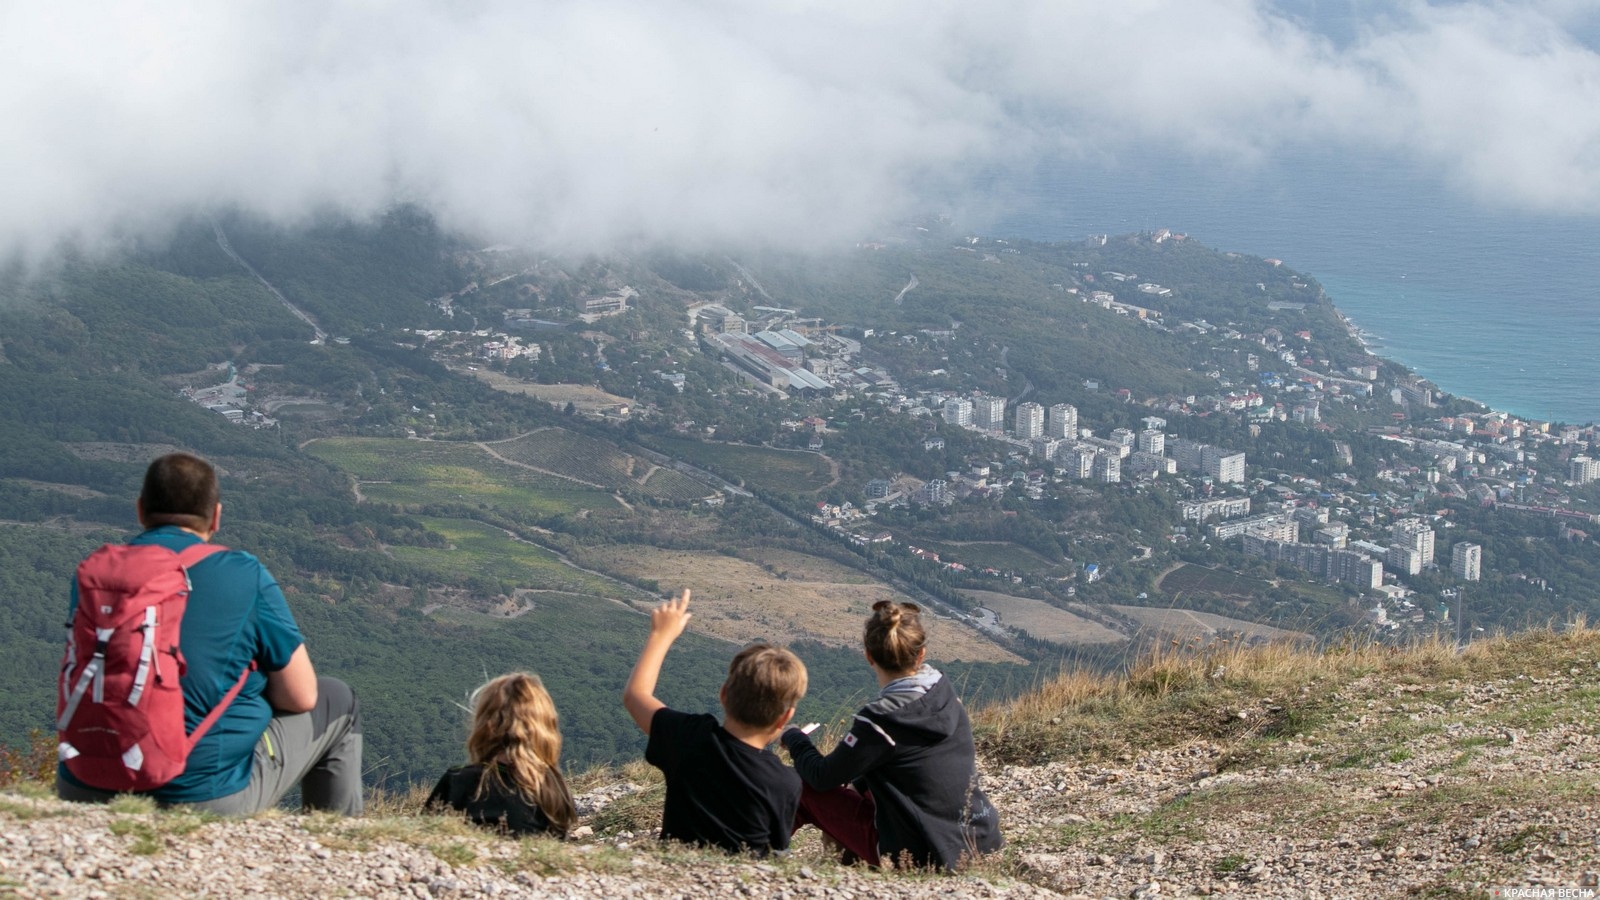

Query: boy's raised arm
[622,590,693,734]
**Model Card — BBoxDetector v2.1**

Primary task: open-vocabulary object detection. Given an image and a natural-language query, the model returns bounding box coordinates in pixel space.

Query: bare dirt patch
[1106,604,1307,643]
[588,546,1024,664]
[963,590,1127,646]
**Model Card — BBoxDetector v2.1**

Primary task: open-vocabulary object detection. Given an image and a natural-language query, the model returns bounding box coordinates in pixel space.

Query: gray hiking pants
[58,676,364,816]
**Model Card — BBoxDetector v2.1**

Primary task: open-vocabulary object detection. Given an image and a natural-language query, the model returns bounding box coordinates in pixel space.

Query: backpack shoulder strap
[169,541,248,748]
[187,660,257,749]
[175,542,228,568]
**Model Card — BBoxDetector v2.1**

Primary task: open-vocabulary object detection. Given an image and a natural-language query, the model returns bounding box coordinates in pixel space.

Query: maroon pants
[794,783,881,866]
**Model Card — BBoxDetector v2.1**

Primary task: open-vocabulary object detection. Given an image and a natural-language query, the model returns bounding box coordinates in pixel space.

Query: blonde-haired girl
[781,601,1002,870]
[427,672,576,836]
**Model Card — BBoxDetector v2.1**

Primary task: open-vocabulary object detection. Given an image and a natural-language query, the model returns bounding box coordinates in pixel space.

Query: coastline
[1332,296,1578,426]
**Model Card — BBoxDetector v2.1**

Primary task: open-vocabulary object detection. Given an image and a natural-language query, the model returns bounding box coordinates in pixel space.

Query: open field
[487,429,714,501]
[735,548,879,584]
[649,436,835,493]
[468,371,634,413]
[910,539,1065,575]
[390,517,626,599]
[305,437,620,515]
[1105,604,1308,643]
[583,545,1025,664]
[962,590,1126,646]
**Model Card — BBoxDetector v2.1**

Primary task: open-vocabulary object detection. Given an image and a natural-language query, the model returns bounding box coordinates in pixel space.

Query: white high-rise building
[1391,518,1436,567]
[1057,444,1095,479]
[1137,429,1166,456]
[973,396,1006,431]
[1571,455,1600,484]
[1110,427,1136,448]
[1092,452,1122,483]
[1015,402,1044,439]
[1047,403,1078,439]
[1386,545,1423,576]
[1202,448,1246,484]
[1452,542,1482,581]
[942,398,973,427]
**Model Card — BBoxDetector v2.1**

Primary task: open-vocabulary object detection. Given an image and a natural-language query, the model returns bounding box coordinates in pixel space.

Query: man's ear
[134,498,146,528]
[210,502,223,535]
[777,707,796,730]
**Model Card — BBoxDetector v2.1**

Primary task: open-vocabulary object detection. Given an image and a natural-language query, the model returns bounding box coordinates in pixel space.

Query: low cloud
[3,1,1598,258]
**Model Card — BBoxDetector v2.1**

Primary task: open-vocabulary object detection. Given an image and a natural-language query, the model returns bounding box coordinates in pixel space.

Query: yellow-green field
[306,437,621,515]
[389,517,627,599]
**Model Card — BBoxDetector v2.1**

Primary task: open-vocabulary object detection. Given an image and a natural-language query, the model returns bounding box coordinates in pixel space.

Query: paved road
[213,223,328,344]
[892,273,919,305]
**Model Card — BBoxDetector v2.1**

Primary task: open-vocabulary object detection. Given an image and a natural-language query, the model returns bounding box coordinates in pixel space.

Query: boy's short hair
[722,643,807,729]
[140,452,220,532]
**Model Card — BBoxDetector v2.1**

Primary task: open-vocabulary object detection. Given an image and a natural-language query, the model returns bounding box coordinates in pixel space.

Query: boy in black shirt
[622,590,806,855]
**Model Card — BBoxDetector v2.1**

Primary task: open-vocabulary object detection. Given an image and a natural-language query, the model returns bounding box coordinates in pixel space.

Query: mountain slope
[3,626,1596,895]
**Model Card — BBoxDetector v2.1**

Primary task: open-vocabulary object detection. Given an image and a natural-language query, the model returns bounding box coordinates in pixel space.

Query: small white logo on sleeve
[843,733,857,747]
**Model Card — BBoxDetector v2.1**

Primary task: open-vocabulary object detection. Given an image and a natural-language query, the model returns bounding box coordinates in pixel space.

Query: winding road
[213,223,328,344]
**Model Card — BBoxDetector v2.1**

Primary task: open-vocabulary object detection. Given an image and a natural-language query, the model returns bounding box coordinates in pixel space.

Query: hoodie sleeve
[781,712,897,790]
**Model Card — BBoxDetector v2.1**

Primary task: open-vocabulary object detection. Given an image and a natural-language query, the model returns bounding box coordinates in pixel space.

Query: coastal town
[172,229,1600,646]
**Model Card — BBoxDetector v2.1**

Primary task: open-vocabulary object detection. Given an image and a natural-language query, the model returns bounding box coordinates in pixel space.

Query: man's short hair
[722,643,807,729]
[140,453,219,532]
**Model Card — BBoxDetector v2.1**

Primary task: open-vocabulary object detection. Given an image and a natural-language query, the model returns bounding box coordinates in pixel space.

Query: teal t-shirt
[61,526,305,803]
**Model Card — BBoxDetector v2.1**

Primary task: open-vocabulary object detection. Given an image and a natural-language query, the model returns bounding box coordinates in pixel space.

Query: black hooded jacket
[781,667,1002,870]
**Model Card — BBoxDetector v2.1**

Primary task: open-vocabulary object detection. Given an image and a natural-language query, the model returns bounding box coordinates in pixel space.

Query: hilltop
[4,625,1597,897]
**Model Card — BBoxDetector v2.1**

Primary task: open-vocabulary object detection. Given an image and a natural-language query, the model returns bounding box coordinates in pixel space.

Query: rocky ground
[4,629,1600,897]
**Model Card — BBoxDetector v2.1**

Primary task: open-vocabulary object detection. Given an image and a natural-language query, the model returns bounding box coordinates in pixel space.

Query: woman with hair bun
[781,601,1002,870]
[427,672,576,836]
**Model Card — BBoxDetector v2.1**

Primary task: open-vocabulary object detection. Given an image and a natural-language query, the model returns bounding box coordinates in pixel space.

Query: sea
[974,2,1600,427]
[978,145,1600,428]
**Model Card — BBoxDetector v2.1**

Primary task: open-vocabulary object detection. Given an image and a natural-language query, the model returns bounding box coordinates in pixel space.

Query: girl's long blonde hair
[467,672,576,835]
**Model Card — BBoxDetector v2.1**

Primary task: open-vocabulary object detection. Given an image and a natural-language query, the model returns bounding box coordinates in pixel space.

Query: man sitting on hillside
[57,452,363,815]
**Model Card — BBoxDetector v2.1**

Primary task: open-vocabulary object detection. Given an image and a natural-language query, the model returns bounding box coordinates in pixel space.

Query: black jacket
[427,764,557,836]
[782,667,1002,870]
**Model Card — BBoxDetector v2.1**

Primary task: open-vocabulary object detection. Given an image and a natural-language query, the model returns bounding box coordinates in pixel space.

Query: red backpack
[57,542,252,792]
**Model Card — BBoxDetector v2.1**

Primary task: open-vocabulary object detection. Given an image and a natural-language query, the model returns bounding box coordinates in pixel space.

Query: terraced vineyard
[306,437,619,515]
[489,429,715,501]
[637,465,718,501]
[648,436,835,493]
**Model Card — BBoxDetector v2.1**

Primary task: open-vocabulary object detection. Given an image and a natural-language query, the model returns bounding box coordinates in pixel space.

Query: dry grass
[974,623,1600,765]
[0,730,57,790]
[585,546,1024,664]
